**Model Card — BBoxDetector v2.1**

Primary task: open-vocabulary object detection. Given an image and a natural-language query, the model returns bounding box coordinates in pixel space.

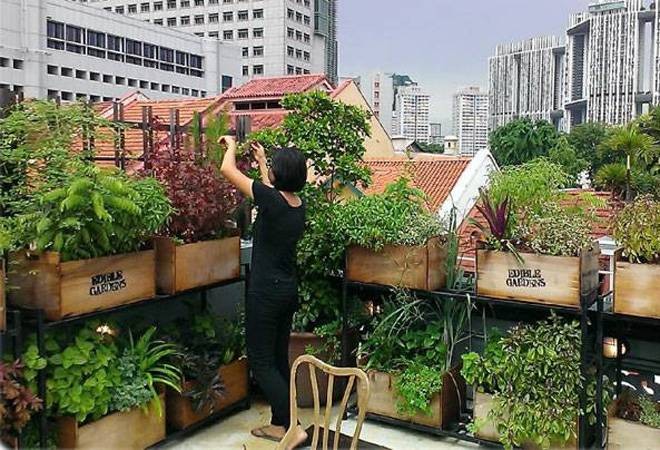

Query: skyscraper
[392,83,431,143]
[488,36,566,131]
[453,87,489,156]
[429,122,442,145]
[85,0,336,81]
[358,72,396,135]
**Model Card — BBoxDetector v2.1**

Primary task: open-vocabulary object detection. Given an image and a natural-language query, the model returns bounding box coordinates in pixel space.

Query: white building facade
[392,84,431,143]
[85,0,337,82]
[358,71,396,135]
[1,0,241,101]
[452,87,489,156]
[429,122,442,145]
[488,35,566,131]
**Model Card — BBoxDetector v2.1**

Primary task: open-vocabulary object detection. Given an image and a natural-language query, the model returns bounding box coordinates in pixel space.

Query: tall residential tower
[453,86,489,156]
[392,83,431,143]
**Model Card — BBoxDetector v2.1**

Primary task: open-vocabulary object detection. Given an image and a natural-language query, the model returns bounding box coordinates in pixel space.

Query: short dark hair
[271,146,307,192]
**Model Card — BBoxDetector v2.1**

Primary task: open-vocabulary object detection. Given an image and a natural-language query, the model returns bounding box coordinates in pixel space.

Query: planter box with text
[614,260,660,319]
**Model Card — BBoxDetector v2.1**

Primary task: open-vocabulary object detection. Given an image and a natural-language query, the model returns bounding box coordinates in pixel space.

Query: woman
[219,136,308,449]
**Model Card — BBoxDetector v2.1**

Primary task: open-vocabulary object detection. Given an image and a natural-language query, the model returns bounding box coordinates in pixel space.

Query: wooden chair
[278,355,371,450]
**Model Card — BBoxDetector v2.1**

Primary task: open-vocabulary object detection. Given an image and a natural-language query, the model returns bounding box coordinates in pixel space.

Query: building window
[287,8,294,20]
[46,20,65,49]
[209,0,218,4]
[90,72,100,81]
[303,68,310,74]
[127,4,137,14]
[242,47,249,57]
[295,30,302,41]
[115,5,124,13]
[140,80,149,88]
[303,50,309,61]
[303,15,310,25]
[167,0,176,8]
[253,28,263,38]
[242,65,248,76]
[172,86,180,94]
[238,29,248,39]
[151,82,160,90]
[295,12,302,22]
[128,78,137,87]
[287,64,294,75]
[115,76,125,85]
[287,46,294,57]
[209,31,219,38]
[61,91,72,101]
[65,25,84,53]
[195,0,204,5]
[253,9,263,19]
[295,49,302,59]
[194,15,204,24]
[140,2,150,12]
[223,30,233,40]
[180,16,190,25]
[47,65,58,75]
[167,17,177,26]
[222,75,233,92]
[253,46,263,57]
[154,18,163,25]
[154,1,163,10]
[295,67,302,74]
[223,11,233,21]
[223,0,232,3]
[191,89,199,97]
[209,13,219,23]
[162,84,170,92]
[87,29,106,48]
[180,0,190,7]
[103,74,112,83]
[253,64,263,75]
[304,0,310,7]
[287,27,294,39]
[303,33,310,43]
[237,10,248,21]
[182,87,190,95]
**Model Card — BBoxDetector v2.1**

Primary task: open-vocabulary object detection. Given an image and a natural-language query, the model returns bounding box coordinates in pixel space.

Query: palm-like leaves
[603,123,659,167]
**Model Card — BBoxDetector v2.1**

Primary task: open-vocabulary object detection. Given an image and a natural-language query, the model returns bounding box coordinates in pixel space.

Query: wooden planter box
[57,393,165,449]
[608,415,660,449]
[346,237,447,291]
[365,367,464,429]
[473,392,578,449]
[476,244,600,308]
[0,260,6,332]
[614,261,660,319]
[154,236,240,295]
[8,250,156,321]
[166,358,248,431]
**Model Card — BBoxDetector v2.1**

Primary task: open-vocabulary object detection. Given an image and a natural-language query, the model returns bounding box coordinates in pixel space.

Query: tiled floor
[164,401,479,450]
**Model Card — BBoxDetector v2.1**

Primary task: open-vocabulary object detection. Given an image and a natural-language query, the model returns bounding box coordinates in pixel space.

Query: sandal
[251,426,283,443]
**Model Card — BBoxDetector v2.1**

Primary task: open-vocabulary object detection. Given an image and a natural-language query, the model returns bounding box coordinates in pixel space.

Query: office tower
[392,83,431,143]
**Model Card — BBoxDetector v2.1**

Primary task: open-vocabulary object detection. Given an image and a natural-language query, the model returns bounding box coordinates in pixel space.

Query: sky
[338,0,593,133]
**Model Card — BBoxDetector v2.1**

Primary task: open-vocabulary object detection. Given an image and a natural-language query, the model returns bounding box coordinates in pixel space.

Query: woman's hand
[252,142,267,162]
[219,135,237,150]
[219,135,254,198]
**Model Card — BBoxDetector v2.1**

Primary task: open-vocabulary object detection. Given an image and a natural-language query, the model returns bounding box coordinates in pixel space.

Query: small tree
[548,136,588,186]
[489,118,559,166]
[567,122,611,176]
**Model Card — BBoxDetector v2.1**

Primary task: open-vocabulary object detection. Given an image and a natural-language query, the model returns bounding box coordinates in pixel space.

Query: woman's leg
[246,291,291,430]
[273,300,295,426]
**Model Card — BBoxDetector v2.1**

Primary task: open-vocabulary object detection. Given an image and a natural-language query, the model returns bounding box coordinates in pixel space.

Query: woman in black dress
[220,136,308,449]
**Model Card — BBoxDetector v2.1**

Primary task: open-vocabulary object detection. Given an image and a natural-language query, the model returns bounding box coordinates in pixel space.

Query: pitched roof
[121,96,225,125]
[363,157,472,211]
[222,74,331,100]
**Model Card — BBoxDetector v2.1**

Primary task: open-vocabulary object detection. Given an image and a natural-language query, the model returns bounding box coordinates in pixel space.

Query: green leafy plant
[16,168,171,262]
[615,389,660,429]
[489,118,560,167]
[613,195,660,263]
[461,315,605,450]
[336,177,445,251]
[359,290,470,416]
[444,207,473,292]
[22,324,121,423]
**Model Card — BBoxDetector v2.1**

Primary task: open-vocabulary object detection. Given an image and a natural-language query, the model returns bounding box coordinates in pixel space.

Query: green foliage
[548,136,588,186]
[444,207,473,292]
[460,316,598,450]
[23,324,121,423]
[613,195,660,263]
[601,123,659,168]
[489,118,560,166]
[393,361,444,417]
[615,389,660,429]
[110,353,153,413]
[594,163,627,195]
[640,395,660,429]
[163,307,245,412]
[516,203,594,257]
[17,168,172,261]
[418,142,445,154]
[336,177,445,251]
[567,122,611,176]
[188,112,230,164]
[359,291,470,416]
[0,100,118,218]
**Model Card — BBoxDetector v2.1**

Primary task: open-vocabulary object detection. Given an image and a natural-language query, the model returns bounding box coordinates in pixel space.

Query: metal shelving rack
[14,273,249,449]
[340,279,606,449]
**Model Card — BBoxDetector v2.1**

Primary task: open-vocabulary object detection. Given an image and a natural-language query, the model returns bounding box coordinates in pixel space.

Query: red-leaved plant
[0,360,43,440]
[141,118,247,244]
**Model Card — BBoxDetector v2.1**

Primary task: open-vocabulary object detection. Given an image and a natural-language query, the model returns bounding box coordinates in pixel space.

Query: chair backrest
[278,354,370,450]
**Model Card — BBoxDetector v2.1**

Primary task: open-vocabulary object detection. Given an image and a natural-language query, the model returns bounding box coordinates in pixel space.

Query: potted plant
[612,195,660,319]
[0,360,43,448]
[473,160,601,308]
[22,322,181,449]
[163,308,249,430]
[147,114,242,295]
[609,389,660,449]
[357,291,468,428]
[7,168,172,320]
[340,177,448,291]
[461,315,608,450]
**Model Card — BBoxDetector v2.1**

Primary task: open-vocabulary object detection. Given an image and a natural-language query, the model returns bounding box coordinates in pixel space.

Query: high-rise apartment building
[392,83,431,143]
[429,122,442,145]
[491,0,660,131]
[488,36,566,131]
[1,0,240,101]
[453,87,489,156]
[86,0,337,82]
[358,72,396,134]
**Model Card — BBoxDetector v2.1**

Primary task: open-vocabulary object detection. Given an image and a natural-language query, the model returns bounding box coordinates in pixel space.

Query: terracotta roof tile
[222,74,331,100]
[121,97,223,125]
[229,110,288,132]
[363,158,472,211]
